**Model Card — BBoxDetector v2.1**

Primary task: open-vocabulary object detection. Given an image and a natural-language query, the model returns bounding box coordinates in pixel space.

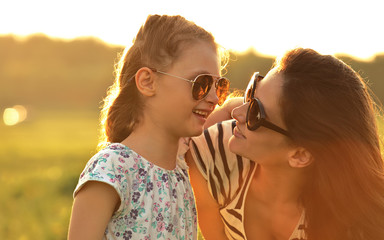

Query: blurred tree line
[1,34,383,111]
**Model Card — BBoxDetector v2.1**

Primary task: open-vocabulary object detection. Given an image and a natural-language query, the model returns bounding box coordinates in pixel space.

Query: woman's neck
[120,124,180,170]
[251,164,306,208]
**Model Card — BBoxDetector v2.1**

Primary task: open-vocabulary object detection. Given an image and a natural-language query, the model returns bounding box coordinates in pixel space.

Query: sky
[0,0,383,60]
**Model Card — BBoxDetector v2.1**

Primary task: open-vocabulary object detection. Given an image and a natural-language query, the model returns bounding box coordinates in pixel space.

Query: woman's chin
[228,136,242,156]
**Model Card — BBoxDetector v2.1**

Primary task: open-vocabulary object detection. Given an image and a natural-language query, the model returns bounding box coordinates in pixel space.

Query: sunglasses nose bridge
[214,78,219,89]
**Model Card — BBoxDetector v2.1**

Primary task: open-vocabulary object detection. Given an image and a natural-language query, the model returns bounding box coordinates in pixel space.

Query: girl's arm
[68,181,120,240]
[186,151,228,240]
[204,97,243,129]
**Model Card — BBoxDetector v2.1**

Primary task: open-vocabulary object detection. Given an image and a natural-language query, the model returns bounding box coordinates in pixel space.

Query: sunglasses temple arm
[263,121,290,137]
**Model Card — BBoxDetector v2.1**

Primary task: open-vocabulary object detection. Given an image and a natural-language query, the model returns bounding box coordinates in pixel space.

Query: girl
[187,48,384,240]
[68,14,230,240]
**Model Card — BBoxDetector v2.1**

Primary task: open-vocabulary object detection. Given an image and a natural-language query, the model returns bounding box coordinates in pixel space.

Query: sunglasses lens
[244,73,264,103]
[216,78,230,105]
[247,99,261,129]
[244,85,253,103]
[192,75,230,105]
[192,75,213,100]
[245,88,252,103]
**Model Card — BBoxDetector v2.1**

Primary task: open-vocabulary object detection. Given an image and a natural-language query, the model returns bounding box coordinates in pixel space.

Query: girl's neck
[251,164,306,207]
[120,125,180,170]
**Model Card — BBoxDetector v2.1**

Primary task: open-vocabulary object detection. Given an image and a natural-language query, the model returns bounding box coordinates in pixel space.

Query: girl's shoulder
[79,143,184,184]
[98,142,137,159]
[74,143,153,200]
[81,143,155,177]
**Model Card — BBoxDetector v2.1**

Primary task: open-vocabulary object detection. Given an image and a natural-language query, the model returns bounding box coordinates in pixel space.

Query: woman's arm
[205,97,243,129]
[186,151,228,240]
[68,181,120,240]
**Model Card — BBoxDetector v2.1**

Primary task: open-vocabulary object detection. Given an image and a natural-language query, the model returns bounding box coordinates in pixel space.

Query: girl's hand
[204,97,243,128]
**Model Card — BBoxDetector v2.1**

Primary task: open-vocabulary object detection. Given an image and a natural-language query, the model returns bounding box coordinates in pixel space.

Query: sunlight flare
[3,105,27,126]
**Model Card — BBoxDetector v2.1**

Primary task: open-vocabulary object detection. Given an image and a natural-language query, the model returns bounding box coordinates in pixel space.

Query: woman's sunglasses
[244,72,290,137]
[151,68,230,106]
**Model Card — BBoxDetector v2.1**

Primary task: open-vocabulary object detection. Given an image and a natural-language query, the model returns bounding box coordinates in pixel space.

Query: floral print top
[74,143,197,240]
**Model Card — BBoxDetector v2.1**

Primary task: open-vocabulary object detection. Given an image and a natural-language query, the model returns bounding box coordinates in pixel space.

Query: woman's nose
[231,102,248,123]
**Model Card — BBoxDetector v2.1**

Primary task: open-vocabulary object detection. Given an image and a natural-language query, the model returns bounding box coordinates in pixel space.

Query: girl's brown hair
[98,15,227,149]
[276,48,384,240]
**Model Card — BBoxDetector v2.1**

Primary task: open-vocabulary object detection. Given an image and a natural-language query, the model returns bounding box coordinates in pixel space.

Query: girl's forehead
[170,41,221,75]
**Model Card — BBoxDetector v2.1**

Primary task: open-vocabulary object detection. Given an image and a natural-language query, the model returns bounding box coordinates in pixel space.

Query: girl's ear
[288,147,313,168]
[135,67,156,97]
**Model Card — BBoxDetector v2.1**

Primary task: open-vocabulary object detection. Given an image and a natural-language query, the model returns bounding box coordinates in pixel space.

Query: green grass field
[0,109,206,240]
[1,109,383,240]
[0,109,99,240]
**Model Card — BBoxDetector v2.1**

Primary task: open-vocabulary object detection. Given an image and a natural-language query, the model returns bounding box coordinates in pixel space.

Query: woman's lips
[233,126,246,139]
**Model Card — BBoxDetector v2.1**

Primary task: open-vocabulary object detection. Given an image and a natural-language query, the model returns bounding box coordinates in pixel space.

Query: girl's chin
[186,126,205,138]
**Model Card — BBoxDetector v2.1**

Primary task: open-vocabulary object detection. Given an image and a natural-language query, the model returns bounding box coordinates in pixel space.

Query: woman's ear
[135,67,156,97]
[288,147,313,168]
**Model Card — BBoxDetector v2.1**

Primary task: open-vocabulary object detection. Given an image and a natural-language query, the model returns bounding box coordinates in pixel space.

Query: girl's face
[149,40,222,138]
[229,68,292,165]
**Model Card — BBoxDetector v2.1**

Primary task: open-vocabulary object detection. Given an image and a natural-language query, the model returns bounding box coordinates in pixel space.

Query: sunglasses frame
[244,72,290,137]
[150,68,230,106]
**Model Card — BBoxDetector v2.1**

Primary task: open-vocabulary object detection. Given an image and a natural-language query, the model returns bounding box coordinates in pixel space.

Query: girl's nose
[204,83,219,106]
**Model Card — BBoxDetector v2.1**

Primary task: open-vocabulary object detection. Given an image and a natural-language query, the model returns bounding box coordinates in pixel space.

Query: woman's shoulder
[204,119,236,139]
[190,119,240,170]
[189,120,255,205]
[190,119,235,151]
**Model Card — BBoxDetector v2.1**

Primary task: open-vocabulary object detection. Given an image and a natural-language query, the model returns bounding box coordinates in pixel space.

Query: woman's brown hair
[98,15,227,149]
[276,48,384,240]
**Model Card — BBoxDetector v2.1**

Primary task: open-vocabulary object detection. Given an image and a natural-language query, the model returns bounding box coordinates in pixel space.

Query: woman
[187,48,384,240]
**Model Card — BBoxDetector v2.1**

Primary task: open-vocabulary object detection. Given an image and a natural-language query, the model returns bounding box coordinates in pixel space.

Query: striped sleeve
[190,120,243,207]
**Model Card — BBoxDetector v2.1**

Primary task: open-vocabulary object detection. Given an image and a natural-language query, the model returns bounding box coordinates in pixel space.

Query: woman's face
[149,40,222,138]
[229,68,292,165]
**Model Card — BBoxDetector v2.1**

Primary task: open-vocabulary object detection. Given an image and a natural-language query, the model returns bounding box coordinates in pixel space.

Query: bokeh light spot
[3,108,19,126]
[14,105,27,122]
[3,105,28,126]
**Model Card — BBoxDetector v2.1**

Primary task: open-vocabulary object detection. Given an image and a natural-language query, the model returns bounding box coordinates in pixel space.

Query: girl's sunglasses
[151,68,230,106]
[244,72,290,137]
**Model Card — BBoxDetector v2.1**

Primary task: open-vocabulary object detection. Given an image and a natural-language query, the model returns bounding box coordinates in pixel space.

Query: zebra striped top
[189,120,307,240]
